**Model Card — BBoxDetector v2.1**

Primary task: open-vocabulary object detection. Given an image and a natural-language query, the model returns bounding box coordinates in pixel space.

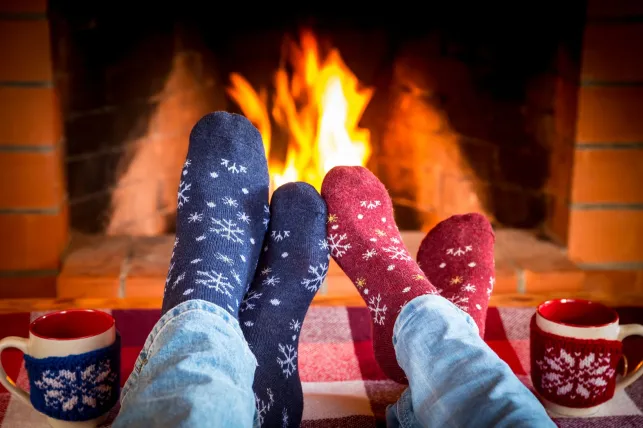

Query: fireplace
[1,1,642,300]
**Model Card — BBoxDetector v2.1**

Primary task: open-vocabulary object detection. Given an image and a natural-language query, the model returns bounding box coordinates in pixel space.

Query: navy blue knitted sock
[240,182,328,427]
[161,112,270,317]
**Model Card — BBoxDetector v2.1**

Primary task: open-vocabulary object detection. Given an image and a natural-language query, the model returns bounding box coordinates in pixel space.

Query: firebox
[49,2,586,235]
[2,0,643,299]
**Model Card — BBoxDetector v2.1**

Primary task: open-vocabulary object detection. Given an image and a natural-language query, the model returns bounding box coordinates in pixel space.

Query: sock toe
[190,111,266,156]
[272,182,327,215]
[321,166,385,200]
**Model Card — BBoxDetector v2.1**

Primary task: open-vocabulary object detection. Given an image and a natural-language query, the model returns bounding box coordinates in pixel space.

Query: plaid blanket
[1,306,642,427]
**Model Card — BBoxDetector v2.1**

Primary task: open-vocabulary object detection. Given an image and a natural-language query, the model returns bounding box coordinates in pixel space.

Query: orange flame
[227,30,373,191]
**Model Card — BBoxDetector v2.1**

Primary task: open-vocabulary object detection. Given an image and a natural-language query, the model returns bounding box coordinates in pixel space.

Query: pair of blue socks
[162,112,329,427]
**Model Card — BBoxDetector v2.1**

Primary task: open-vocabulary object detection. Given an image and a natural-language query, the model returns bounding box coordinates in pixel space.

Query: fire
[227,30,373,191]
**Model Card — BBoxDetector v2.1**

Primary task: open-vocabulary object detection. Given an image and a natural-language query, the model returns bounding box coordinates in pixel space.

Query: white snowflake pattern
[242,188,249,194]
[382,246,412,262]
[237,212,251,224]
[231,270,242,285]
[536,348,616,400]
[222,196,239,208]
[195,270,235,297]
[190,258,202,264]
[195,235,206,242]
[449,295,470,311]
[215,252,234,265]
[462,283,476,293]
[271,230,291,242]
[368,294,387,325]
[362,249,377,260]
[206,201,216,208]
[177,181,191,208]
[188,212,203,223]
[270,299,281,306]
[282,408,289,428]
[240,291,262,312]
[387,264,395,271]
[262,218,270,227]
[33,359,117,414]
[255,388,275,426]
[210,171,218,179]
[261,267,272,276]
[301,263,328,292]
[277,343,298,378]
[183,159,191,169]
[289,319,302,332]
[210,218,244,243]
[240,255,246,262]
[321,233,351,257]
[220,158,247,174]
[446,245,473,257]
[244,321,254,327]
[390,237,400,244]
[171,272,185,289]
[360,200,381,209]
[262,276,281,287]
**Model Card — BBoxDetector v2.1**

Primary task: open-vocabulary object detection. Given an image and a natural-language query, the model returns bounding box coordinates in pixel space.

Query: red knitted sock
[416,213,495,338]
[321,166,438,384]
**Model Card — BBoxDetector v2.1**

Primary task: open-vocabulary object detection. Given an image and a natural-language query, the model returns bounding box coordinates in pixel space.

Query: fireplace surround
[1,0,642,299]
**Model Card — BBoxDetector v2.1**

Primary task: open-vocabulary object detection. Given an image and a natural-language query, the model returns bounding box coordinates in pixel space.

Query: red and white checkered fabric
[1,307,642,427]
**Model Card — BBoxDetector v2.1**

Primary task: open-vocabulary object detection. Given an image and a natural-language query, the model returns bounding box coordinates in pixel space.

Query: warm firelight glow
[227,30,373,191]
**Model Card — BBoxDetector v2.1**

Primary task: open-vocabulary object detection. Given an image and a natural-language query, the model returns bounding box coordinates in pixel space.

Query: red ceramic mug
[531,299,643,417]
[0,310,117,427]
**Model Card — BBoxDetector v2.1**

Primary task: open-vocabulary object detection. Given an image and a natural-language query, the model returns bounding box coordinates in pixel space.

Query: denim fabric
[113,300,257,428]
[386,294,555,427]
[115,296,555,427]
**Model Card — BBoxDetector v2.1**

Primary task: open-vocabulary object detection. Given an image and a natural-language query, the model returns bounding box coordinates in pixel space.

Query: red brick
[576,86,643,143]
[569,210,643,263]
[0,149,65,209]
[0,87,60,146]
[57,235,131,298]
[572,148,643,203]
[582,23,643,83]
[0,0,47,13]
[0,275,56,298]
[0,209,68,270]
[586,0,643,18]
[0,20,52,81]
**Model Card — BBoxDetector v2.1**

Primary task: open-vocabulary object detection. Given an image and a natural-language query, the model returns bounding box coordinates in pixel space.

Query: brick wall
[49,4,224,235]
[568,0,643,267]
[0,0,68,298]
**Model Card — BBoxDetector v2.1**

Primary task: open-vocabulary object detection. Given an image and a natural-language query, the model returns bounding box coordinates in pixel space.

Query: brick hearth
[52,230,643,305]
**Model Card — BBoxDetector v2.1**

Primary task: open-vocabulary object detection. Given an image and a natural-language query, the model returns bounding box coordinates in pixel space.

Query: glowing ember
[227,29,373,191]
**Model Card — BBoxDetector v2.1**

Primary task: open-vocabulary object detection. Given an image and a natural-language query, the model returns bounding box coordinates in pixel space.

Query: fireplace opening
[49,2,585,237]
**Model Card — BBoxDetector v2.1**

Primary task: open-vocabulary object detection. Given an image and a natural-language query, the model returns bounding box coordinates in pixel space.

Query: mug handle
[0,336,30,405]
[616,324,643,391]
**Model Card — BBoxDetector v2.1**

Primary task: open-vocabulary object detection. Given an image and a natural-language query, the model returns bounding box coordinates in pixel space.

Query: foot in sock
[417,213,495,338]
[321,166,438,384]
[240,182,328,427]
[161,112,270,317]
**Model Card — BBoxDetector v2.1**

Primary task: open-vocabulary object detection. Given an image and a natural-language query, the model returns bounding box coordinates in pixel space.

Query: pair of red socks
[321,167,495,383]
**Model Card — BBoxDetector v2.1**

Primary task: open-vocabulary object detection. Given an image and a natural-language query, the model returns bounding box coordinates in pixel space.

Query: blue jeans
[114,297,554,427]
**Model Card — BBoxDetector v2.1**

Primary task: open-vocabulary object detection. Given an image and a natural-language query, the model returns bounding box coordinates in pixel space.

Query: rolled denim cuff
[24,335,121,422]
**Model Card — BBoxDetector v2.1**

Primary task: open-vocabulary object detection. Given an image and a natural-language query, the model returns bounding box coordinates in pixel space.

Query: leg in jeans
[321,166,554,427]
[386,295,555,427]
[113,300,256,427]
[115,111,270,427]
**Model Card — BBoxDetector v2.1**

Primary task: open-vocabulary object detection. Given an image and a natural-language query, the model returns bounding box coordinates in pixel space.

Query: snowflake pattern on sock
[321,166,438,384]
[161,112,269,317]
[417,213,495,337]
[240,182,328,427]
